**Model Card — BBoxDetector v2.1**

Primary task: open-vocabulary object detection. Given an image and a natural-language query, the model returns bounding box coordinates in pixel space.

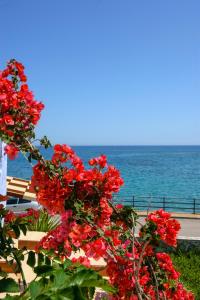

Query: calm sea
[8,146,200,201]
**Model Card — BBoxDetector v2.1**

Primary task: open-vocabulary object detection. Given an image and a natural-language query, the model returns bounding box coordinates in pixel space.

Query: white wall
[0,141,7,208]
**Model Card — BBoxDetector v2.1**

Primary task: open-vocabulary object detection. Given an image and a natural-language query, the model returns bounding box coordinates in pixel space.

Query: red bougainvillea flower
[31,147,124,214]
[142,209,181,247]
[156,252,180,280]
[71,256,91,268]
[3,115,14,126]
[107,255,136,298]
[0,60,44,157]
[88,154,107,168]
[4,210,16,223]
[115,204,123,209]
[52,144,74,164]
[165,282,194,300]
[4,144,19,160]
[2,60,27,82]
[18,208,40,221]
[37,210,76,256]
[83,237,107,260]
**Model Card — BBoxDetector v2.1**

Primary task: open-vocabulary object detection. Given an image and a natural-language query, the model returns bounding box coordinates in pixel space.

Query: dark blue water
[8,146,200,200]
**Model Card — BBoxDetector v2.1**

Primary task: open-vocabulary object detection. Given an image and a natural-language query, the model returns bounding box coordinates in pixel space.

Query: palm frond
[27,209,60,232]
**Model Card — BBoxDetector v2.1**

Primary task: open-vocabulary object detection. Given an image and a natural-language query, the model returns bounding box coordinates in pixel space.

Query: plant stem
[12,251,27,291]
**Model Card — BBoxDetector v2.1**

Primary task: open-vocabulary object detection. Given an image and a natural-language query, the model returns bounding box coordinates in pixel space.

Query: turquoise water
[8,146,200,201]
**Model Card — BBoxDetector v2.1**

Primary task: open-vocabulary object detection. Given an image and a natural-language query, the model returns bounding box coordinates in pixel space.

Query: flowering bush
[0,203,113,298]
[0,60,195,299]
[0,60,44,159]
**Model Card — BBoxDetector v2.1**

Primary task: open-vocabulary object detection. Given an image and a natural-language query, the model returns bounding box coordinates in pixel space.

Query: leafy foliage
[0,278,19,293]
[5,255,114,300]
[27,209,60,232]
[172,250,200,299]
[0,205,30,286]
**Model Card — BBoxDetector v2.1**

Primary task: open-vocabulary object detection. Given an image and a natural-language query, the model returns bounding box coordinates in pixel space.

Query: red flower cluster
[69,223,93,247]
[2,60,27,82]
[31,162,70,214]
[97,197,113,227]
[145,209,181,246]
[52,144,75,164]
[4,144,19,160]
[4,210,16,223]
[31,147,123,215]
[0,60,44,159]
[71,256,91,268]
[166,283,194,300]
[38,210,75,256]
[106,238,194,300]
[18,208,40,221]
[107,255,136,299]
[4,208,40,223]
[88,154,107,168]
[156,252,180,280]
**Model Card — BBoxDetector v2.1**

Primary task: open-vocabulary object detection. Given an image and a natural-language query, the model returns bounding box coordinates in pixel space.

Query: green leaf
[71,286,87,300]
[28,154,32,163]
[88,287,95,299]
[0,278,19,293]
[63,259,72,269]
[0,269,7,278]
[27,251,36,268]
[53,269,69,288]
[19,224,27,236]
[81,287,95,300]
[38,253,44,266]
[69,268,115,293]
[34,265,54,276]
[33,296,49,300]
[12,225,20,238]
[40,136,52,149]
[59,286,86,300]
[29,281,44,299]
[45,256,51,266]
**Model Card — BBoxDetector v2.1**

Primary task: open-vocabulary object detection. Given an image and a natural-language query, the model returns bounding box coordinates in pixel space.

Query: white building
[0,141,7,207]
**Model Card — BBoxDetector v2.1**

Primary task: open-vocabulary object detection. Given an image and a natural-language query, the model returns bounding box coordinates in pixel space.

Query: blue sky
[0,0,199,145]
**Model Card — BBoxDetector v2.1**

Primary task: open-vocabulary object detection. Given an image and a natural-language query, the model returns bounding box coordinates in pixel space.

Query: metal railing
[114,195,200,214]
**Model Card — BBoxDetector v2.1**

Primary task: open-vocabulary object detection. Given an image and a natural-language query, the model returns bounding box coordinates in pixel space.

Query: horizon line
[38,144,200,147]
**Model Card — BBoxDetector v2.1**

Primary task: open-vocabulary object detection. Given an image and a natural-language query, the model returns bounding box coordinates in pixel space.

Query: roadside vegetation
[172,249,200,299]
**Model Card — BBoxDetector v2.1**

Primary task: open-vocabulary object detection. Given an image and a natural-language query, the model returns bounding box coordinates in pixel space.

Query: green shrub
[171,250,200,299]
